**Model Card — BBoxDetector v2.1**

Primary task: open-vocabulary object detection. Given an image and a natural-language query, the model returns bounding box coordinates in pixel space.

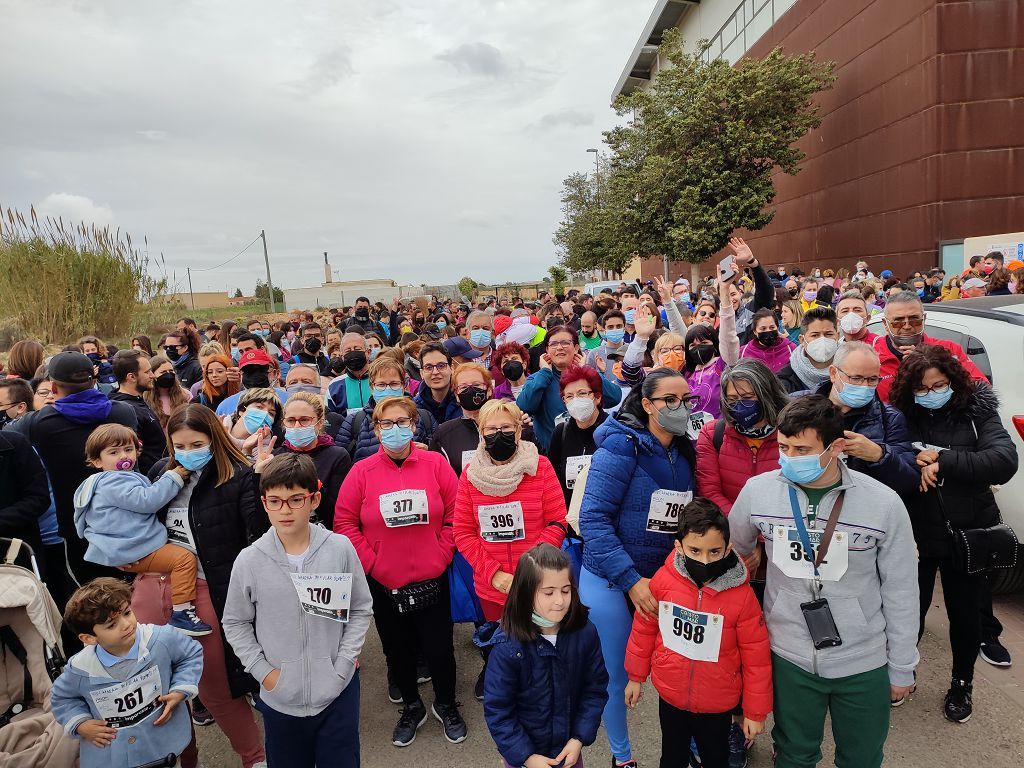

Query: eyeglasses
[283,416,318,428]
[376,417,415,429]
[481,425,517,437]
[562,390,593,402]
[695,310,716,318]
[913,382,950,396]
[648,394,698,410]
[373,381,404,390]
[723,395,758,408]
[836,369,881,386]
[887,314,924,329]
[303,332,323,339]
[660,345,685,354]
[455,383,485,394]
[422,362,450,373]
[163,344,185,352]
[262,493,316,511]
[547,340,575,349]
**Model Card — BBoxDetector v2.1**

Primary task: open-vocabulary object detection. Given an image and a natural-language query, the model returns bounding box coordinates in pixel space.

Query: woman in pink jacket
[334,396,467,748]
[738,308,796,374]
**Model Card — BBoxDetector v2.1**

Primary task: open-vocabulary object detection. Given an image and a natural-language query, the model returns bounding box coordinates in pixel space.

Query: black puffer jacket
[149,457,269,696]
[902,384,1018,558]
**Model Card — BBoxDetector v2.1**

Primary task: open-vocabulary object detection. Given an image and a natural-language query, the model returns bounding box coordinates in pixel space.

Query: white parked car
[867,295,1024,591]
[582,279,642,297]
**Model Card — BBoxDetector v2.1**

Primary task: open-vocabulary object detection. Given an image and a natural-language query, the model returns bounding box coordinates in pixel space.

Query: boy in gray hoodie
[222,453,372,768]
[729,395,919,768]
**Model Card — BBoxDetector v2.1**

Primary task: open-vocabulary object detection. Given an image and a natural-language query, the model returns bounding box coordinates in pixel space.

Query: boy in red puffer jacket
[624,498,771,768]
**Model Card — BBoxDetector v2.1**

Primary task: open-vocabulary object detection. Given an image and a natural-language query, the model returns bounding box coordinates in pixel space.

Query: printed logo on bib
[90,666,162,728]
[290,573,352,622]
[686,411,713,440]
[646,490,693,534]
[477,501,525,543]
[658,602,723,662]
[772,526,849,581]
[565,455,591,490]
[461,450,476,470]
[378,489,429,527]
[165,508,196,550]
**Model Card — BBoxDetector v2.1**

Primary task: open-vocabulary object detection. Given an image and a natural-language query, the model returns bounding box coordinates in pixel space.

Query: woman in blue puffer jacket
[579,368,696,768]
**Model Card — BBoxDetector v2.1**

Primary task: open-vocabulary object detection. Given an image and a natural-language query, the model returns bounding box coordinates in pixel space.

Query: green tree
[547,265,568,296]
[254,278,283,305]
[233,287,243,298]
[553,169,635,277]
[457,276,478,300]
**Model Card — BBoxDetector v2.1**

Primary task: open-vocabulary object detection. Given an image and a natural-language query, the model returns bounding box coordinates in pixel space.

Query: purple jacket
[738,338,796,374]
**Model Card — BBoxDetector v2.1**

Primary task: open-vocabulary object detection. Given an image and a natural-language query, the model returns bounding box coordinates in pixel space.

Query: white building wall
[665,0,799,65]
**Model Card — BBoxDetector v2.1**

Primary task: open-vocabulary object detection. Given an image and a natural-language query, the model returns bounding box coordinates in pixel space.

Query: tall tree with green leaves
[457,277,478,300]
[547,265,568,296]
[553,169,635,277]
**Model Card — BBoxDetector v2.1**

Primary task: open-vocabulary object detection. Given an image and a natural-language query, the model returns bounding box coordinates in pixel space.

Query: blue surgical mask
[242,407,273,434]
[380,425,414,451]
[175,446,213,471]
[372,386,404,401]
[915,386,953,410]
[436,320,447,330]
[623,309,636,325]
[285,425,317,447]
[369,347,381,361]
[916,289,925,298]
[837,381,876,409]
[469,329,491,348]
[602,328,625,344]
[779,446,834,485]
[532,612,557,629]
[231,348,241,363]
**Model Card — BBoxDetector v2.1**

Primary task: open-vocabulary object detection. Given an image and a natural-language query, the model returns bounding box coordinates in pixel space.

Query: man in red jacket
[872,291,987,402]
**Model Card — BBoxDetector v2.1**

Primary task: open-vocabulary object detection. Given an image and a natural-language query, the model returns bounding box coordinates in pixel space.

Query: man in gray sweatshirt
[222,454,373,768]
[729,395,919,768]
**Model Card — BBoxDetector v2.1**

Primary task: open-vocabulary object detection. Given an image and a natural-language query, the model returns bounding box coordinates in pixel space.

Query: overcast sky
[1,0,652,293]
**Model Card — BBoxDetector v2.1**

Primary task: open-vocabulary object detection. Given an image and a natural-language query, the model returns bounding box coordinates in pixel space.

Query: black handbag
[938,491,1019,574]
[390,577,443,614]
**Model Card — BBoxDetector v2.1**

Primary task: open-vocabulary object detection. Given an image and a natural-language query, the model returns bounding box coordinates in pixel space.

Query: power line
[189,233,262,273]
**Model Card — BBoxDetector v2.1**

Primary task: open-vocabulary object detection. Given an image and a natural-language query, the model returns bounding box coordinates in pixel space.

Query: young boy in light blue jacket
[51,578,203,768]
[73,423,211,636]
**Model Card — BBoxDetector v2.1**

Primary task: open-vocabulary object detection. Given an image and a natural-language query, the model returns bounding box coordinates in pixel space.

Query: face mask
[916,289,925,298]
[231,348,241,363]
[915,386,953,410]
[683,553,734,588]
[369,347,381,361]
[436,320,447,330]
[566,397,596,422]
[164,347,182,362]
[155,372,177,389]
[983,264,994,275]
[286,383,321,395]
[779,444,834,485]
[304,338,322,354]
[501,361,525,381]
[839,312,865,335]
[86,352,103,364]
[285,425,318,448]
[728,399,762,430]
[355,308,370,320]
[686,344,716,368]
[457,386,488,412]
[343,350,367,371]
[241,368,271,389]
[813,271,821,278]
[175,446,213,471]
[653,401,690,436]
[469,329,492,348]
[803,290,818,302]
[660,350,685,371]
[602,328,625,345]
[545,317,564,329]
[887,329,923,348]
[788,288,798,298]
[756,330,779,347]
[372,386,405,401]
[531,612,557,629]
[379,424,414,451]
[805,337,838,363]
[243,407,273,434]
[837,380,876,409]
[484,430,518,462]
[623,309,636,325]
[115,457,135,471]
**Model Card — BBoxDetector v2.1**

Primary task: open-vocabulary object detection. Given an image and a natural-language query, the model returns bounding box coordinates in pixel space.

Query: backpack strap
[348,410,366,458]
[713,418,726,452]
[0,626,32,727]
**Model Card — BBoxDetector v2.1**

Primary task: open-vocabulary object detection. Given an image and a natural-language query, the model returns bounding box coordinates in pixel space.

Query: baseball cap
[962,277,987,291]
[442,336,483,360]
[48,351,97,385]
[880,270,893,279]
[238,349,273,368]
[422,323,443,341]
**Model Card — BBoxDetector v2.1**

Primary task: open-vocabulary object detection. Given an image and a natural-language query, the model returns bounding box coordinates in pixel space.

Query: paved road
[196,591,1024,767]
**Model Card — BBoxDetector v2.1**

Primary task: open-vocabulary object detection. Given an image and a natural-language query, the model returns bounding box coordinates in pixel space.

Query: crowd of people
[0,238,1019,768]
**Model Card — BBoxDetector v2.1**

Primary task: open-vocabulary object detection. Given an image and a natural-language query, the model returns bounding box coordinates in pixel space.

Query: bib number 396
[477,502,525,543]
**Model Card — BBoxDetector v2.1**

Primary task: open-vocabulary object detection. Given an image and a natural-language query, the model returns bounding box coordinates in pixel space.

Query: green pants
[772,653,890,768]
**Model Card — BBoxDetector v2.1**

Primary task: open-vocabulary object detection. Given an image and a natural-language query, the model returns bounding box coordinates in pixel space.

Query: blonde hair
[368,356,406,384]
[237,387,282,413]
[284,391,325,423]
[478,399,521,430]
[199,341,225,358]
[371,395,418,423]
[453,362,493,390]
[653,332,684,354]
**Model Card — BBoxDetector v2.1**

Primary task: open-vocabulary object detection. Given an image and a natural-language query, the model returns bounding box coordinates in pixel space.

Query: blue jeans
[257,669,360,768]
[580,566,633,762]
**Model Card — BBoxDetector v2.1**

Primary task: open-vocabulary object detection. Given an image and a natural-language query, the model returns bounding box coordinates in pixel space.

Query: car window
[923,324,993,383]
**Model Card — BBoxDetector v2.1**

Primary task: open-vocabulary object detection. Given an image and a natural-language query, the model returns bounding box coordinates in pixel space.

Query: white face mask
[566,397,596,423]
[839,312,865,335]
[805,337,839,363]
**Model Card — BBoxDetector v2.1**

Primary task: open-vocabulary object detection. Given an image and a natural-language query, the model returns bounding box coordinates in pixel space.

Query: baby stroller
[0,537,75,767]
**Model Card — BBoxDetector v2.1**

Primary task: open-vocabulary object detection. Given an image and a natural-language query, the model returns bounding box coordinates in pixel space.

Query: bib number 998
[672,617,705,644]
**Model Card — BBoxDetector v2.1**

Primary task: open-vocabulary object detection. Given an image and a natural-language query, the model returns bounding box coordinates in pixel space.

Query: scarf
[283,433,334,452]
[788,346,832,390]
[466,440,540,497]
[734,421,776,439]
[172,351,192,370]
[52,388,112,424]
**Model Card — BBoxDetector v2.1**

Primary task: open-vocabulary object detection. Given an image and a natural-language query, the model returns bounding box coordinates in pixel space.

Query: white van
[582,279,642,297]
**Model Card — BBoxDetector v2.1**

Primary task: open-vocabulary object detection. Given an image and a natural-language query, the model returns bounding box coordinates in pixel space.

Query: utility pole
[260,229,277,313]
[186,267,195,310]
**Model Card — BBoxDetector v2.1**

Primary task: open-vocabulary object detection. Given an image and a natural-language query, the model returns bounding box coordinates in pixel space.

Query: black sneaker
[943,678,973,723]
[387,670,401,704]
[612,760,638,768]
[980,640,1012,667]
[392,699,428,747]
[727,721,746,768]
[190,699,214,727]
[474,666,486,701]
[416,663,432,685]
[432,701,468,744]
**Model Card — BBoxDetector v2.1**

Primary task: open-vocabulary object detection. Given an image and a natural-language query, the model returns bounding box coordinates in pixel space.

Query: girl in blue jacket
[578,369,696,768]
[484,543,608,768]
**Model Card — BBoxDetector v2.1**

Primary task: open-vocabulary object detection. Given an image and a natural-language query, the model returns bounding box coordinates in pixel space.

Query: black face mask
[686,344,716,367]
[241,367,271,389]
[546,317,564,329]
[787,288,798,298]
[683,551,737,588]
[484,430,518,462]
[457,386,488,412]
[164,347,182,362]
[501,361,525,381]
[756,330,780,347]
[155,372,177,389]
[355,308,370,320]
[343,351,367,371]
[304,338,323,354]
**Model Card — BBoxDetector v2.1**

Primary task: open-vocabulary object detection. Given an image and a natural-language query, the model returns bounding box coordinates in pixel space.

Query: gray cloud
[533,108,595,131]
[436,42,508,77]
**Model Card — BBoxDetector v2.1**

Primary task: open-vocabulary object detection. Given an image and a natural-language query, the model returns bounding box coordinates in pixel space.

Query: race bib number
[687,411,714,440]
[461,450,476,471]
[772,526,849,581]
[659,602,723,662]
[90,666,162,728]
[565,455,591,490]
[290,573,352,623]
[646,490,693,534]
[165,507,196,550]
[379,490,429,527]
[478,502,525,543]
